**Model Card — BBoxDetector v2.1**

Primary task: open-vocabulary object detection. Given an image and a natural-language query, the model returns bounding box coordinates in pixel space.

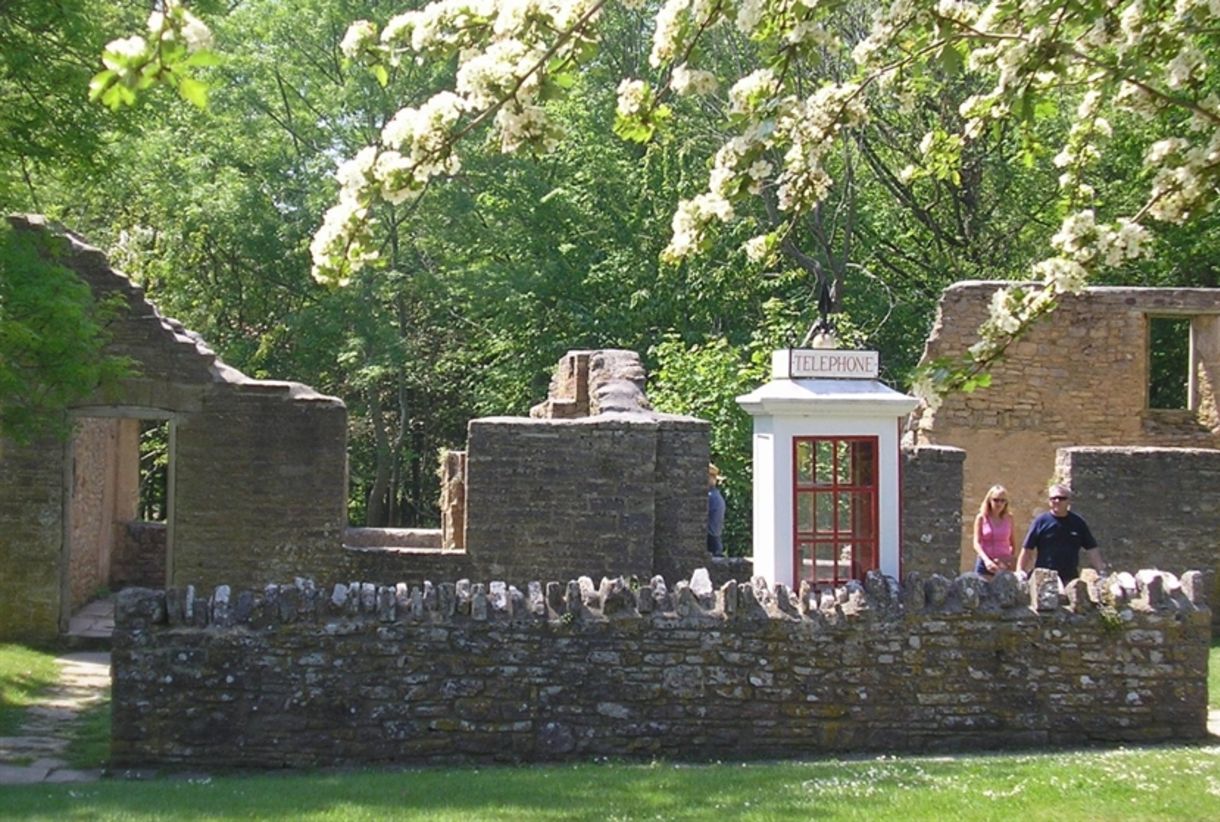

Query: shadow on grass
[0,644,60,736]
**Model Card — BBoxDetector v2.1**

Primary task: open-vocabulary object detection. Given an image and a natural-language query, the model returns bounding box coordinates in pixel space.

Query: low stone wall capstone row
[111,567,1211,769]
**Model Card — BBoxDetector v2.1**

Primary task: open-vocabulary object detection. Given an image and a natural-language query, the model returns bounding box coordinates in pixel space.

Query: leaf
[103,84,137,110]
[613,113,654,144]
[939,42,963,76]
[373,64,389,88]
[550,71,576,90]
[177,75,209,109]
[87,70,115,102]
[181,50,222,69]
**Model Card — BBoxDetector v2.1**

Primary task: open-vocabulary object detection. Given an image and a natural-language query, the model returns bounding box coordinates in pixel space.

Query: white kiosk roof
[737,378,918,417]
[736,350,918,418]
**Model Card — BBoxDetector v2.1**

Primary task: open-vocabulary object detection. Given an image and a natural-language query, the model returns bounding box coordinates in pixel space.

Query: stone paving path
[0,651,110,785]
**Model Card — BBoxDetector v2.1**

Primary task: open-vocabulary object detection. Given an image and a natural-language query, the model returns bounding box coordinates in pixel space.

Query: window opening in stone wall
[139,419,169,522]
[793,436,878,588]
[1147,316,1192,410]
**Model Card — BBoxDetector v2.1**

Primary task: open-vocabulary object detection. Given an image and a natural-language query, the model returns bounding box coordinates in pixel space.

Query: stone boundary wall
[1058,446,1220,625]
[112,567,1209,769]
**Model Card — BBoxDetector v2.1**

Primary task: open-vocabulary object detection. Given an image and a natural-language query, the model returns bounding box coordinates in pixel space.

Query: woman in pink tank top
[973,484,1016,576]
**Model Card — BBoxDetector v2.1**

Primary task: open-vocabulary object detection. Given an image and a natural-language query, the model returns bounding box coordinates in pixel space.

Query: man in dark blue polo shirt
[1018,483,1105,583]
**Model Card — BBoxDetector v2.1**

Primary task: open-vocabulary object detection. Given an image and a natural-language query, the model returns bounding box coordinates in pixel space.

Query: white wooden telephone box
[736,349,918,588]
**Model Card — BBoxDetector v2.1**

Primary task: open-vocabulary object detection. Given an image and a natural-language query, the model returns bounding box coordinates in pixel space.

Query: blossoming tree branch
[90,1,218,110]
[100,1,1220,402]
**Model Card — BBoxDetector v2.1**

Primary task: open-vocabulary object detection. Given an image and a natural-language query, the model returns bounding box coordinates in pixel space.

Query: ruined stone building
[1,215,349,643]
[10,216,1213,647]
[909,281,1220,604]
[348,348,711,590]
[0,217,710,643]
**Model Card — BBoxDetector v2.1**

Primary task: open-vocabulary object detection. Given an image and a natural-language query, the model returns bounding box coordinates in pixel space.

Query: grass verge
[0,644,60,735]
[65,697,111,770]
[1,746,1220,820]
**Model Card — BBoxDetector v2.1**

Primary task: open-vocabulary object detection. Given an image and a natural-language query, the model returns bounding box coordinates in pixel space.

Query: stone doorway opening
[62,413,173,637]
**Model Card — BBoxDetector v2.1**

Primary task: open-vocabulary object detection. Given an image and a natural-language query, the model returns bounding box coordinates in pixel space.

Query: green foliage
[0,644,59,736]
[9,0,1220,535]
[88,2,220,111]
[649,300,806,555]
[0,222,129,444]
[0,0,138,208]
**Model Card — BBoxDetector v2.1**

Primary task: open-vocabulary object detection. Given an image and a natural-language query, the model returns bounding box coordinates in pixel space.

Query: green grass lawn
[2,641,1219,819]
[1,747,1220,820]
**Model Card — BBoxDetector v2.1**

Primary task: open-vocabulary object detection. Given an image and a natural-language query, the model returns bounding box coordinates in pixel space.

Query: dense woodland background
[3,0,1217,552]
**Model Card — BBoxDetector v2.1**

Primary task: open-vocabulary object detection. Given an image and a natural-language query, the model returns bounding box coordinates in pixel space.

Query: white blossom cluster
[670,64,718,97]
[850,0,1220,391]
[312,0,1220,403]
[616,79,649,117]
[661,79,867,263]
[308,148,379,287]
[650,0,721,68]
[312,0,606,283]
[92,0,216,111]
[101,0,212,76]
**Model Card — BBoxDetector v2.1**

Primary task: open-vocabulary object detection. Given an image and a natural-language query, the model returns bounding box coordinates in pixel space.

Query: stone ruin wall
[0,435,65,640]
[111,567,1209,769]
[350,441,966,594]
[351,349,710,589]
[899,445,965,578]
[1060,446,1220,623]
[909,283,1220,571]
[67,418,124,610]
[170,382,349,589]
[111,522,168,591]
[0,214,349,643]
[460,416,708,587]
[64,417,167,606]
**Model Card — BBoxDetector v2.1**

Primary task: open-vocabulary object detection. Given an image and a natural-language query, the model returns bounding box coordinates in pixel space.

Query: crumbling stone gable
[110,567,1210,768]
[529,349,652,419]
[0,215,348,642]
[910,282,1220,570]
